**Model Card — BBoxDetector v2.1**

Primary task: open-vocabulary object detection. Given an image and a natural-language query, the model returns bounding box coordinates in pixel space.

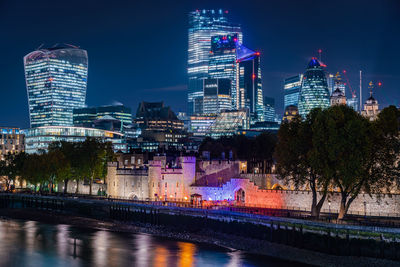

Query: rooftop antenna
[318,49,322,62]
[37,43,44,50]
[359,70,362,113]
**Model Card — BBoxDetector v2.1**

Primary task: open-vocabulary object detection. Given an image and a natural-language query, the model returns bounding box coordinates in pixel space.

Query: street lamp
[363,201,367,218]
[328,201,331,222]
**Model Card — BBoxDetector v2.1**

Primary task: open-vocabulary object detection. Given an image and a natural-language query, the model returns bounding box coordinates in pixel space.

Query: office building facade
[73,105,132,127]
[189,115,217,137]
[208,109,249,138]
[24,45,88,128]
[283,74,302,109]
[0,128,25,160]
[347,96,359,112]
[263,97,276,122]
[188,9,242,115]
[208,34,238,108]
[203,78,232,114]
[24,126,127,154]
[298,58,330,118]
[236,44,264,122]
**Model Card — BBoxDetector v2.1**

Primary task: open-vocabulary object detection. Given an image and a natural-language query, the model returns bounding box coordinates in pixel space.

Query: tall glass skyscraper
[188,9,242,115]
[208,34,238,108]
[236,44,264,122]
[298,58,330,118]
[24,45,88,128]
[283,74,303,109]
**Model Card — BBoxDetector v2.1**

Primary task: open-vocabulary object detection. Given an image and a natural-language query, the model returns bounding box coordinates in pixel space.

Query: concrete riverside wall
[191,178,400,217]
[3,194,400,261]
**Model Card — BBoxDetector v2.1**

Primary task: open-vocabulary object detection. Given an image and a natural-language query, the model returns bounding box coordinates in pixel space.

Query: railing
[2,191,400,228]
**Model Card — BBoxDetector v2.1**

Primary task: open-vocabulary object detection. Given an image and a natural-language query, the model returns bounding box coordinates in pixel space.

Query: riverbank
[1,208,398,267]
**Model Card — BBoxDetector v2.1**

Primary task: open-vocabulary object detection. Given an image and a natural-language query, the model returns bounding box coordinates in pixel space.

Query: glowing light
[208,197,212,201]
[252,74,256,79]
[378,82,382,87]
[318,49,322,53]
[184,196,188,200]
[225,10,229,14]
[343,70,347,74]
[255,52,260,56]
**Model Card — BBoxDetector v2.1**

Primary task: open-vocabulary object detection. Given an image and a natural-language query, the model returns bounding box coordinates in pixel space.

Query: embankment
[0,193,399,266]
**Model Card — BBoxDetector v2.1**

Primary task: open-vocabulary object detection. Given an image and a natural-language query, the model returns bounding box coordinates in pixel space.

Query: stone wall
[106,166,149,199]
[191,178,400,217]
[238,173,282,189]
[57,180,106,195]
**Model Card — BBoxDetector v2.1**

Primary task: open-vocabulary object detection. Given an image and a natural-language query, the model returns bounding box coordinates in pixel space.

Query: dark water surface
[0,218,306,267]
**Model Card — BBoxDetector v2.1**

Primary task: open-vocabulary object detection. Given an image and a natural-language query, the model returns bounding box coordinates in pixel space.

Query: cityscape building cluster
[0,8,386,157]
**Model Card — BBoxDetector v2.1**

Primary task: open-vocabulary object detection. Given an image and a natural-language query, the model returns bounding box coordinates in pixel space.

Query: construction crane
[342,70,357,98]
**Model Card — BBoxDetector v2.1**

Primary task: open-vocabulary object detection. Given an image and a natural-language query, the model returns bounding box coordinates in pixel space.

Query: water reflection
[0,218,302,267]
[178,242,196,267]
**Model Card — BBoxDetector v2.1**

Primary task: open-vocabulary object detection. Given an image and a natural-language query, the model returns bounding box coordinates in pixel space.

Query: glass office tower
[263,96,276,122]
[73,105,132,127]
[24,45,88,128]
[188,9,242,115]
[236,44,264,122]
[283,74,303,109]
[298,58,330,118]
[203,78,232,114]
[208,34,238,108]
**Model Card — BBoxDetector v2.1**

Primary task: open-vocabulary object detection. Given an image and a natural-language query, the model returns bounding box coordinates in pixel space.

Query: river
[0,218,307,267]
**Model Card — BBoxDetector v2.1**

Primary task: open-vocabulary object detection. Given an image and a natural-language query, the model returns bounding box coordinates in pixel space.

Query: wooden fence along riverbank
[1,193,400,261]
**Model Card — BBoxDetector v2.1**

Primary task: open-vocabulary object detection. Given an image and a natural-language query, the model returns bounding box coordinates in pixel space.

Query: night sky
[1,0,399,128]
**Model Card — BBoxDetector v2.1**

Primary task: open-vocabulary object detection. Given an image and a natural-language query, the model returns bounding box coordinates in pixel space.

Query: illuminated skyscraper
[24,44,88,128]
[298,58,330,118]
[283,74,303,109]
[236,44,264,122]
[188,9,242,115]
[203,78,232,114]
[208,34,238,108]
[263,97,276,122]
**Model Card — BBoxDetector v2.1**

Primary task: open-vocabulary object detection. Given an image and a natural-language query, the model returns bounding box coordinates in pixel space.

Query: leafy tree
[311,105,389,220]
[367,106,400,197]
[48,141,75,193]
[275,110,329,218]
[80,138,114,195]
[20,153,45,192]
[0,152,27,190]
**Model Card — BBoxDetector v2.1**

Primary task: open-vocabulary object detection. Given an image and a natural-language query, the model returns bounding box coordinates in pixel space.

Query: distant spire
[369,81,374,98]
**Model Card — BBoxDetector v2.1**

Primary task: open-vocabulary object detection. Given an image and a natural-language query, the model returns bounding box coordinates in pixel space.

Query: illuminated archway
[235,188,245,203]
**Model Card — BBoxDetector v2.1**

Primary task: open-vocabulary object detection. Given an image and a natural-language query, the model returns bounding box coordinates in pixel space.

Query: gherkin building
[298,58,330,118]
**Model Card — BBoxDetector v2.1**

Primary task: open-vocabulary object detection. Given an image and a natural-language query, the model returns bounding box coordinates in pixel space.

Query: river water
[0,218,305,267]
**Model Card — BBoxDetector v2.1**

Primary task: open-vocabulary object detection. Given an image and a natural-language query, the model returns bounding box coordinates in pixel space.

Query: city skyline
[0,0,399,128]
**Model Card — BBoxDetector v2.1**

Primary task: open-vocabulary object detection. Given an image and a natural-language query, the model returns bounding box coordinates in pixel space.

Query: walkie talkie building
[24,45,88,128]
